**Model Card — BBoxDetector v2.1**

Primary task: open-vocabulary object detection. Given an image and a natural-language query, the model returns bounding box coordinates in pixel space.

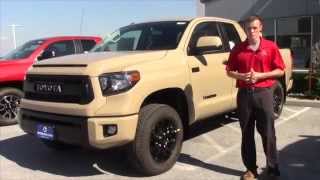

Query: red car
[0,36,102,125]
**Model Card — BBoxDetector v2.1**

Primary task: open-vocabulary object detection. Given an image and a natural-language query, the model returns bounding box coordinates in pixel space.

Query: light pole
[79,8,85,35]
[8,24,23,49]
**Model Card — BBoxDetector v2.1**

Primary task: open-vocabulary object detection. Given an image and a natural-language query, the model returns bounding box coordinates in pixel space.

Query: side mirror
[189,36,223,55]
[196,36,222,49]
[38,50,55,60]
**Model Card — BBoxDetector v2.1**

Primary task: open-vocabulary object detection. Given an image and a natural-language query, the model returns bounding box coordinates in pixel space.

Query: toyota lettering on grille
[35,83,63,93]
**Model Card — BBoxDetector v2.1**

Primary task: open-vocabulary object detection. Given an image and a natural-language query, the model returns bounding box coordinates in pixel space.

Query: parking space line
[182,107,311,172]
[202,134,226,153]
[175,162,197,171]
[283,107,299,113]
[204,142,241,164]
[221,123,241,134]
[230,117,239,121]
[92,163,114,176]
[275,107,311,127]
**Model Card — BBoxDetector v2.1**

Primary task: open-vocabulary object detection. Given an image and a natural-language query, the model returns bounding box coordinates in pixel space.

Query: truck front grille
[24,75,94,104]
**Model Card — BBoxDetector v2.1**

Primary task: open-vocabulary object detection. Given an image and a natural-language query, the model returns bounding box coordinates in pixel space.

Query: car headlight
[99,71,140,96]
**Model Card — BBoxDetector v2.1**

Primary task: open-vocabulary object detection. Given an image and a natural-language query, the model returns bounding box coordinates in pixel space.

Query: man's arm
[249,68,284,84]
[227,68,284,84]
[226,70,250,82]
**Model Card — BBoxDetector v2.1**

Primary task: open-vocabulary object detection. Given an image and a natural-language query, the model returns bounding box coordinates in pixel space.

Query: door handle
[192,67,200,73]
[222,60,228,65]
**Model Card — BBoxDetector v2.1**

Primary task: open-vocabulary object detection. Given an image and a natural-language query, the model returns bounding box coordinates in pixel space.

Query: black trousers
[237,87,278,172]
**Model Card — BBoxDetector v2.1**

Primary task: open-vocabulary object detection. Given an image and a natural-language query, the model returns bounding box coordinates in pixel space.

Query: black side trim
[203,94,217,99]
[33,64,87,67]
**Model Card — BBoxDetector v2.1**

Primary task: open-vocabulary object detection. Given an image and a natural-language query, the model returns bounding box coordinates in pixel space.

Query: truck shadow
[185,112,238,140]
[0,114,237,178]
[0,134,140,177]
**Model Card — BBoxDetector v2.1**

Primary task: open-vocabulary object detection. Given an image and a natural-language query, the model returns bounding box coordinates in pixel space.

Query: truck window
[3,40,44,60]
[189,22,224,52]
[81,40,97,51]
[43,40,75,59]
[92,21,189,52]
[221,23,241,50]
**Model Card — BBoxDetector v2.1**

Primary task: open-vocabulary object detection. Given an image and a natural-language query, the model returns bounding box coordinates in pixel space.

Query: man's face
[245,19,263,42]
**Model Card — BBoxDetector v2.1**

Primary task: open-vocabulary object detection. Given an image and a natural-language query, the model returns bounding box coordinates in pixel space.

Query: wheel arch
[140,88,191,137]
[0,81,23,90]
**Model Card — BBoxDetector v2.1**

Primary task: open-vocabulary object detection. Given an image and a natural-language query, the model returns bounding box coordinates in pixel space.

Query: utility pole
[79,8,85,35]
[8,24,23,49]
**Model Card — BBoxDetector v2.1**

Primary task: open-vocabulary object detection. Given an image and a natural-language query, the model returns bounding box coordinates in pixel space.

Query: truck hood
[0,58,31,81]
[33,51,167,76]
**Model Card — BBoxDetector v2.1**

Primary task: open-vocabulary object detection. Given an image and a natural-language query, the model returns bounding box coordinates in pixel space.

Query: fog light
[103,125,117,137]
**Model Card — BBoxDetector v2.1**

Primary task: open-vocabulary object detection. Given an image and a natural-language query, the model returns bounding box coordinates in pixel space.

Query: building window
[277,16,312,69]
[262,19,276,41]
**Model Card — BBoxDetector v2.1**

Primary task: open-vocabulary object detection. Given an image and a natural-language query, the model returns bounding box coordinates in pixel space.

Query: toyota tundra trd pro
[20,17,292,175]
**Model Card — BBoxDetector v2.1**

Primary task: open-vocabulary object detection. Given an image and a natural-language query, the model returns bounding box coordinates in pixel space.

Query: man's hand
[249,68,264,84]
[226,68,284,83]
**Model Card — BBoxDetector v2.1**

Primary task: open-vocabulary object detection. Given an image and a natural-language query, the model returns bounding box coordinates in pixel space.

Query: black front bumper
[19,109,90,147]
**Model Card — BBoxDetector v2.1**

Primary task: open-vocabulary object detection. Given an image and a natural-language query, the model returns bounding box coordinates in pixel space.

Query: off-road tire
[129,104,183,176]
[273,81,285,119]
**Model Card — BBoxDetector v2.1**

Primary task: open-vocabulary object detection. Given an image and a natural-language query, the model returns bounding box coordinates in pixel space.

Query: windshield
[92,21,189,52]
[3,39,44,60]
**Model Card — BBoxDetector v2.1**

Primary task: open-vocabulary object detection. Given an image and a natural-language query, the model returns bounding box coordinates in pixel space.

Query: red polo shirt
[226,37,285,88]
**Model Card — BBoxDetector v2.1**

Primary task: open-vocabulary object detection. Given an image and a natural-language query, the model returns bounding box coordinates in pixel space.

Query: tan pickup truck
[19,17,292,175]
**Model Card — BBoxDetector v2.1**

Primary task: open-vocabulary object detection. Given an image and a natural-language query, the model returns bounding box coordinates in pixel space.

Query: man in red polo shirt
[226,15,285,180]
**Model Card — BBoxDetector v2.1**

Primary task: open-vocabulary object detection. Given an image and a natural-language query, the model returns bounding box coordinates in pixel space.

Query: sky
[0,0,197,56]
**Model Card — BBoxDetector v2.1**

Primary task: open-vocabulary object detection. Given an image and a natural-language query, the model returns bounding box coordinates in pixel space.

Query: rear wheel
[129,104,183,176]
[273,81,285,119]
[0,88,23,126]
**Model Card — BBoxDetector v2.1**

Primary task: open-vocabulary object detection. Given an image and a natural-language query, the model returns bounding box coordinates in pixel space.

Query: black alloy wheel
[0,88,23,126]
[150,118,179,163]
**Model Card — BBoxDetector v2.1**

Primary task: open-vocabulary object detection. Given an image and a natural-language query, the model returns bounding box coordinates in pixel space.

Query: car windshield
[2,39,44,60]
[92,21,189,52]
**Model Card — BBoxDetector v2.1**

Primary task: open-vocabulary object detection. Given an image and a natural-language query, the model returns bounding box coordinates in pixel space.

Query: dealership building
[198,0,320,71]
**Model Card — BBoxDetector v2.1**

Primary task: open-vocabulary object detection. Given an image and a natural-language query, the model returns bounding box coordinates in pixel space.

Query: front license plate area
[36,124,55,141]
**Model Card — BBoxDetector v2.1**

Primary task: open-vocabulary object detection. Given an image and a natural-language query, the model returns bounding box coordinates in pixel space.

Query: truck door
[219,22,243,109]
[186,21,234,120]
[37,40,76,61]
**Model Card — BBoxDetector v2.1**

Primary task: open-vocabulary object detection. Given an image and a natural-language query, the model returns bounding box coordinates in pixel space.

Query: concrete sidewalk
[286,97,320,108]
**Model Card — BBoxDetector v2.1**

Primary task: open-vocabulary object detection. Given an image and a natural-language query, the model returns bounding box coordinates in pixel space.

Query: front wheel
[0,88,23,126]
[129,104,183,176]
[273,81,285,119]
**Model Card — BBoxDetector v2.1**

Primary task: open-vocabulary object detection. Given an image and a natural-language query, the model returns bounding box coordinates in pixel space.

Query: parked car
[0,36,102,125]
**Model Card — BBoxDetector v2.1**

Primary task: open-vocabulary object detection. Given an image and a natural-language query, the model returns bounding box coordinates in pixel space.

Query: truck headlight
[99,71,140,96]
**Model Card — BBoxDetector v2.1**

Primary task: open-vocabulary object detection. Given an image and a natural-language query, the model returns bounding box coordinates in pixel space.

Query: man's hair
[244,15,263,26]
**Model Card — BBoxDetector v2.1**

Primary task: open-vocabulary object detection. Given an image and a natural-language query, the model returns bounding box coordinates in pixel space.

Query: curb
[285,97,320,108]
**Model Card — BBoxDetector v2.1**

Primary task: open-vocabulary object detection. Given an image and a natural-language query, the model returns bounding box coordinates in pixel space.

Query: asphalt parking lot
[0,105,319,180]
